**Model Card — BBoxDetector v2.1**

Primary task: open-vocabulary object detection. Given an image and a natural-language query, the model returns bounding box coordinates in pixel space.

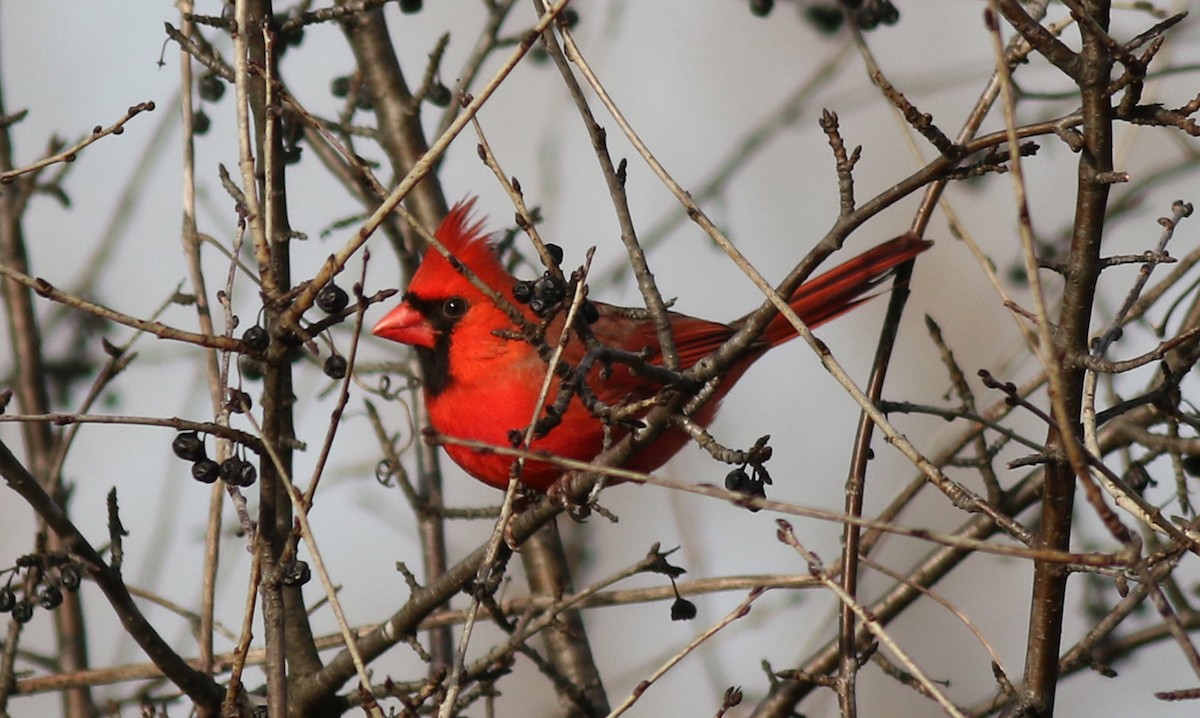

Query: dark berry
[533,274,566,304]
[282,560,311,586]
[219,458,240,484]
[192,459,220,484]
[198,74,226,102]
[558,8,580,28]
[283,145,303,165]
[854,6,879,28]
[878,0,900,25]
[805,4,844,34]
[220,458,256,488]
[282,26,305,48]
[427,82,451,108]
[581,301,599,325]
[331,76,351,98]
[1182,455,1200,477]
[749,0,773,17]
[513,280,534,304]
[234,460,258,488]
[172,432,206,462]
[229,389,252,413]
[192,109,211,135]
[59,566,81,592]
[240,356,264,381]
[670,597,697,621]
[11,600,33,624]
[242,325,269,352]
[726,467,766,511]
[316,283,350,314]
[39,586,63,610]
[399,0,422,12]
[323,355,348,380]
[0,587,15,612]
[529,298,547,316]
[744,480,766,512]
[545,243,564,266]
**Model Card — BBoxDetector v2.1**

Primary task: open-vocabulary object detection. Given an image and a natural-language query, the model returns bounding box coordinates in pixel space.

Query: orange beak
[372,302,436,348]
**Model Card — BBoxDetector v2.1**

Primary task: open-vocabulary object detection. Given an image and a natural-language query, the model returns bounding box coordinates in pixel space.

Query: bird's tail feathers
[762,233,931,346]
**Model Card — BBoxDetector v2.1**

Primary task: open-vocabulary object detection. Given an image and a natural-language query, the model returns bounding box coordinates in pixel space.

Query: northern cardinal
[373,200,929,491]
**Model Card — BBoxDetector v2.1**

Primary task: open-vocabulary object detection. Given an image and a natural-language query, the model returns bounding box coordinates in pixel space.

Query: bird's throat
[415,342,452,397]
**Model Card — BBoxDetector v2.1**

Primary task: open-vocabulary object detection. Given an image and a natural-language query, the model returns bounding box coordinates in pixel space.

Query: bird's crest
[409,198,514,300]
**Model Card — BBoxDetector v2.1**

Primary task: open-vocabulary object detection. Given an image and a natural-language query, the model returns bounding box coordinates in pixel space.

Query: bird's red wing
[560,306,739,408]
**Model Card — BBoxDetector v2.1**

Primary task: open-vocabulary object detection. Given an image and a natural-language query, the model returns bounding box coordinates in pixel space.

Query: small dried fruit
[282,560,311,586]
[533,274,566,304]
[749,0,773,17]
[193,109,211,135]
[331,76,351,98]
[172,432,206,462]
[229,389,253,413]
[427,82,451,108]
[240,356,264,381]
[198,74,226,102]
[670,597,697,621]
[513,280,534,304]
[12,600,33,624]
[219,458,240,484]
[59,566,82,592]
[234,460,258,488]
[805,4,844,33]
[281,26,305,48]
[242,325,269,352]
[192,459,220,484]
[323,355,348,380]
[39,586,63,610]
[316,283,350,314]
[581,301,599,325]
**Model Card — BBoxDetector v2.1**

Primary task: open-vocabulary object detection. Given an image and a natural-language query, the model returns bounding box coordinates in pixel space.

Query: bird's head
[372,198,525,347]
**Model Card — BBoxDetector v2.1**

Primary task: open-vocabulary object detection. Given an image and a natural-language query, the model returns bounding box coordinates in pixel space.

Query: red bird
[373,200,929,491]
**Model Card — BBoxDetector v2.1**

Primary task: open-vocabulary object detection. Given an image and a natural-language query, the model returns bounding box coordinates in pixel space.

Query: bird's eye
[443,297,467,318]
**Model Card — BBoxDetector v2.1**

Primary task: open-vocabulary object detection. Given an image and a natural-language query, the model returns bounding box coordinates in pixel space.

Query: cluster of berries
[239,281,349,381]
[0,553,83,625]
[751,1,897,33]
[173,431,257,488]
[315,283,350,379]
[511,244,599,324]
